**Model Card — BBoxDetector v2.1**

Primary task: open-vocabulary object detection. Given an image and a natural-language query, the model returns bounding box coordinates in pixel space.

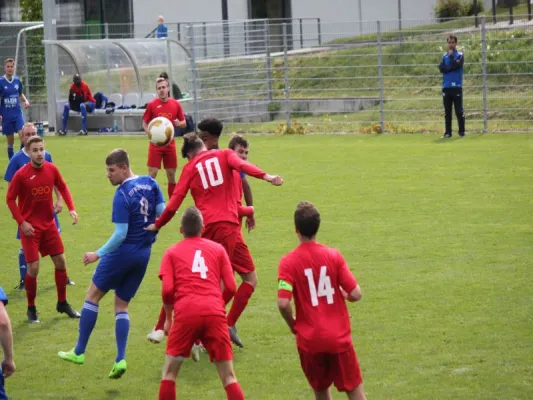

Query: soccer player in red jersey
[277,201,366,400]
[158,206,244,400]
[142,77,186,200]
[6,136,80,323]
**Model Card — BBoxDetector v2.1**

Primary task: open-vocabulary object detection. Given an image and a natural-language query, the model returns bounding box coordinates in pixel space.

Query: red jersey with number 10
[159,237,236,319]
[278,242,358,354]
[155,149,266,229]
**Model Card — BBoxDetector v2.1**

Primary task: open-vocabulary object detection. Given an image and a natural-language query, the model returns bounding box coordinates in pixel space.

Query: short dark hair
[181,206,203,237]
[228,134,248,150]
[159,72,169,79]
[294,201,321,239]
[4,58,14,66]
[447,35,458,43]
[197,118,223,138]
[181,133,204,159]
[106,148,130,167]
[25,135,43,150]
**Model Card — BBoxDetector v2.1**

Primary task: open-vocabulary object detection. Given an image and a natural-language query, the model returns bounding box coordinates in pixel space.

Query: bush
[434,0,484,20]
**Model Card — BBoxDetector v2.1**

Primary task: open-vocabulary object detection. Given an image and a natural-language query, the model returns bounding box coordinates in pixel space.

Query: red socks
[158,380,176,400]
[227,282,255,327]
[25,274,37,307]
[168,183,176,200]
[55,269,68,303]
[155,306,166,331]
[225,382,244,400]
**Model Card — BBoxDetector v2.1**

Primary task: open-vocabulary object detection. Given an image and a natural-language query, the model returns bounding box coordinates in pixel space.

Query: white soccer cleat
[191,344,201,362]
[146,329,165,344]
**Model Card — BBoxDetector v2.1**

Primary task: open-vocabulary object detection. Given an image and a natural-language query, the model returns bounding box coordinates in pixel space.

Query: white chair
[108,93,123,107]
[141,92,156,105]
[123,93,140,108]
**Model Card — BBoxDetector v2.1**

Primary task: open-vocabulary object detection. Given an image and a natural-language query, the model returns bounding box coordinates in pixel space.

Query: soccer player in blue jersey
[0,58,30,160]
[58,148,165,379]
[0,286,15,400]
[4,123,74,290]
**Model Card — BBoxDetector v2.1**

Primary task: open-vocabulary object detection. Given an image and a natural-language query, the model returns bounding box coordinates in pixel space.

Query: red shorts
[231,231,255,275]
[203,222,239,261]
[298,347,363,393]
[20,223,64,263]
[166,315,233,362]
[147,140,177,169]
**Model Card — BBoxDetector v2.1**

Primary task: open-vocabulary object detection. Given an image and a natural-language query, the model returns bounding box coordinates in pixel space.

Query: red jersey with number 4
[278,242,358,354]
[6,162,75,230]
[142,98,185,146]
[155,149,266,229]
[159,237,236,319]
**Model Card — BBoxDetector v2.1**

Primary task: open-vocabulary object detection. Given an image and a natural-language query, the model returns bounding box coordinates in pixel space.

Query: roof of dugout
[43,38,191,100]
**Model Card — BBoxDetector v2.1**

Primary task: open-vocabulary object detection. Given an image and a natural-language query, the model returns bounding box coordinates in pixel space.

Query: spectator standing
[439,35,465,139]
[58,74,96,136]
[156,16,168,39]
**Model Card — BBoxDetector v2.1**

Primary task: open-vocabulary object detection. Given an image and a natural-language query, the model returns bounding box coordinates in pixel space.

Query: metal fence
[3,15,533,133]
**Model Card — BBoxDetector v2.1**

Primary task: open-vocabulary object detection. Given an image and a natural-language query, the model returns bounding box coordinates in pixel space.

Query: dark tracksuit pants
[442,87,465,135]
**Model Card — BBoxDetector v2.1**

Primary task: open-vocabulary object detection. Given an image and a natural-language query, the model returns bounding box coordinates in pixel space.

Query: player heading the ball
[158,206,244,400]
[6,136,80,323]
[277,201,366,400]
[58,148,165,379]
[146,132,283,234]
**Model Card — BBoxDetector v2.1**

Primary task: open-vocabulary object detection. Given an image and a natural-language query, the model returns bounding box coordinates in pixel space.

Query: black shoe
[229,326,244,348]
[57,302,81,318]
[458,132,465,137]
[67,278,75,286]
[27,306,40,323]
[441,133,452,139]
[15,279,25,291]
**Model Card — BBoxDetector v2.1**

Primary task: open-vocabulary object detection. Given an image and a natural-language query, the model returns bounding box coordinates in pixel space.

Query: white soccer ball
[148,116,174,147]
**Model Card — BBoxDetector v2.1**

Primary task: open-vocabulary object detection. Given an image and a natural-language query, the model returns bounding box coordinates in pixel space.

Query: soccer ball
[147,117,174,146]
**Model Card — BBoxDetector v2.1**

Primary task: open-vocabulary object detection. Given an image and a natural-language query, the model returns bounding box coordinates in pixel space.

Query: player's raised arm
[226,149,283,186]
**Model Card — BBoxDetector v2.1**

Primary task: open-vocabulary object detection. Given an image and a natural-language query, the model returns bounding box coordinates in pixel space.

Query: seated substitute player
[4,122,74,290]
[158,206,244,400]
[145,133,283,341]
[0,58,30,159]
[142,77,186,200]
[277,201,366,400]
[58,148,165,379]
[0,286,15,400]
[58,74,96,136]
[6,136,80,323]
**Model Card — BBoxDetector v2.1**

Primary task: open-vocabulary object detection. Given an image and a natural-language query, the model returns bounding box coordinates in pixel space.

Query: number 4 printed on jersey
[304,266,335,307]
[192,249,208,279]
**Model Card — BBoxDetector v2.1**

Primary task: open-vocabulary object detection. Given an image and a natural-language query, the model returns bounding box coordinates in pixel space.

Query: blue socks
[62,104,69,131]
[75,301,99,355]
[7,145,13,160]
[80,103,87,131]
[115,312,130,362]
[18,248,27,281]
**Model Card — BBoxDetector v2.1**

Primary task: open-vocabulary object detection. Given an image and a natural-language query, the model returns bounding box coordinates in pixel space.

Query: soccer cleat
[67,278,75,286]
[109,359,127,379]
[191,344,201,362]
[78,130,88,136]
[15,279,25,291]
[57,130,67,136]
[458,132,465,137]
[57,302,81,318]
[441,133,452,139]
[58,349,85,365]
[27,307,40,323]
[229,326,244,348]
[146,329,165,344]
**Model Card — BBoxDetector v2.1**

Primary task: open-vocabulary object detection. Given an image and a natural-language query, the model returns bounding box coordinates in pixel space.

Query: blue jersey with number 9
[113,175,164,246]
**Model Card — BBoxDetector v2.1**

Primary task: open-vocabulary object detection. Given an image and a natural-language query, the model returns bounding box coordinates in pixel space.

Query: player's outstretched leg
[147,306,166,344]
[215,360,245,400]
[158,355,183,400]
[16,248,27,290]
[109,296,130,379]
[58,283,105,364]
[51,254,80,318]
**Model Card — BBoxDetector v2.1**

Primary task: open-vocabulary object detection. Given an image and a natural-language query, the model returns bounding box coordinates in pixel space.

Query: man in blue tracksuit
[439,35,465,138]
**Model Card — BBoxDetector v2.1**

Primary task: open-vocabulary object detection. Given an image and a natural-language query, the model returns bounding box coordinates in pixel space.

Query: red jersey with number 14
[278,242,358,354]
[155,149,266,229]
[159,237,236,319]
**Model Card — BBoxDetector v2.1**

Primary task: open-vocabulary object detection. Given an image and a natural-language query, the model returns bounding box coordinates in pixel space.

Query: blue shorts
[16,213,61,240]
[92,244,151,302]
[0,371,6,400]
[2,113,24,136]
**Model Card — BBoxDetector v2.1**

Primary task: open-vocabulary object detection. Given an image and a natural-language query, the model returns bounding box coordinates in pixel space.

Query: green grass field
[0,134,532,400]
